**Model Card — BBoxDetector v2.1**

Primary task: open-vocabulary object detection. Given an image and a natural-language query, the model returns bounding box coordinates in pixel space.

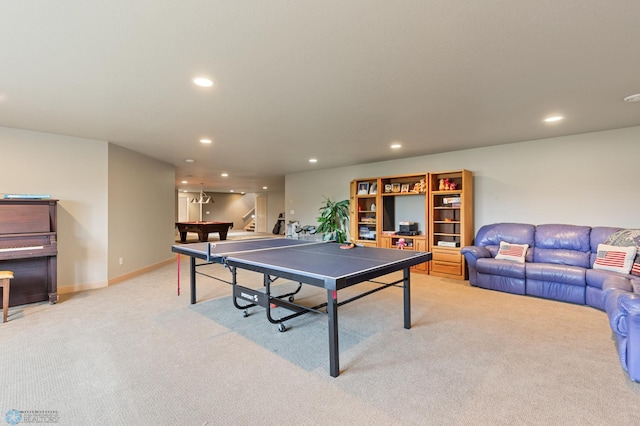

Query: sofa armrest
[619,293,640,316]
[618,294,640,381]
[461,246,492,287]
[605,289,630,336]
[461,246,491,262]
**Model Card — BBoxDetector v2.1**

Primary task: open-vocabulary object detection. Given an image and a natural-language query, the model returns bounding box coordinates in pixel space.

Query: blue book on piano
[3,194,51,199]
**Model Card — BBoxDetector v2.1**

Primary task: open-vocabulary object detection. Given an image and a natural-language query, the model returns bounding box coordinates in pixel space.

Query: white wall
[286,126,640,233]
[1,127,177,292]
[108,144,175,279]
[0,126,109,290]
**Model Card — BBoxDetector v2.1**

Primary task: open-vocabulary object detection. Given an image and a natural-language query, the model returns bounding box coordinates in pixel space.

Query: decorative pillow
[605,229,640,276]
[495,241,528,263]
[593,244,636,274]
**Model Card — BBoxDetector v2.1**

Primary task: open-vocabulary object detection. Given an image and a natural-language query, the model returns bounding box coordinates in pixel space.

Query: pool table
[175,221,234,242]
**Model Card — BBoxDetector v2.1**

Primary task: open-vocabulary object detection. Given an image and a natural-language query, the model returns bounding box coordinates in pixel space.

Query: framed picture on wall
[358,182,370,195]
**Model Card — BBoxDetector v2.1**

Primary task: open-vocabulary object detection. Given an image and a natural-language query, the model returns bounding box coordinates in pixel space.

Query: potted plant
[316,197,350,243]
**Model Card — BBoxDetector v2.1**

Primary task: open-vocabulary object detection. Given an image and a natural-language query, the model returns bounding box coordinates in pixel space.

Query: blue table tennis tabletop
[172,238,432,377]
[173,238,430,289]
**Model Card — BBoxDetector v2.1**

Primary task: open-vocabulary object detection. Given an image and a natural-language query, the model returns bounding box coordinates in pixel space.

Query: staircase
[242,208,256,232]
[244,219,255,232]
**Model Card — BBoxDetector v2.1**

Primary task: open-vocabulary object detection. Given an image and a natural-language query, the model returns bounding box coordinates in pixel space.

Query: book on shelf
[359,226,376,240]
[442,197,461,205]
[437,241,460,247]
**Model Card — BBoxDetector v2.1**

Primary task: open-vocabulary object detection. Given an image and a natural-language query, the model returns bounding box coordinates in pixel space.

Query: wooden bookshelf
[350,170,473,279]
[428,169,473,280]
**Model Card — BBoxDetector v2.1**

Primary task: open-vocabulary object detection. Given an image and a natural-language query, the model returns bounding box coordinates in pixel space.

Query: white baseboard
[57,257,175,294]
[108,257,175,286]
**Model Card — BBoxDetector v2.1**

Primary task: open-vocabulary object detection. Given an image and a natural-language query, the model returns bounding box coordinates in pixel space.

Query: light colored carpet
[1,256,639,425]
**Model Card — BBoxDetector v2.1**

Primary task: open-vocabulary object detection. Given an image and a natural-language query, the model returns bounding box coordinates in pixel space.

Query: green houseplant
[316,197,350,243]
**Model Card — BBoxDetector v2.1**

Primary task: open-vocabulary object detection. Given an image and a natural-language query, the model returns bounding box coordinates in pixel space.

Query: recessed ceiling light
[229,190,234,193]
[241,192,245,195]
[221,173,228,177]
[544,116,564,123]
[185,159,195,163]
[309,158,317,163]
[181,180,188,184]
[623,93,640,103]
[263,186,268,190]
[200,139,212,144]
[390,143,402,149]
[193,77,213,87]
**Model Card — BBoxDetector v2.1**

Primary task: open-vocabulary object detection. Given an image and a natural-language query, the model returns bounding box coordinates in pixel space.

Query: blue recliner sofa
[462,223,640,381]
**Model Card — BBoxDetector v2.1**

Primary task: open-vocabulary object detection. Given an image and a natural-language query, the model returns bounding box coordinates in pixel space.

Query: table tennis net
[204,237,330,261]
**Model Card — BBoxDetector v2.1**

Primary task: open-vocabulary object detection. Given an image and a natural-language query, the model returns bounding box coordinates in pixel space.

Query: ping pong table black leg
[190,256,197,305]
[403,267,411,329]
[327,289,339,377]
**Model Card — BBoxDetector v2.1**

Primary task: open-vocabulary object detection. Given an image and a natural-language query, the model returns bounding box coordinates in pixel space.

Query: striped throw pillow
[604,229,640,276]
[593,244,636,274]
[495,241,528,263]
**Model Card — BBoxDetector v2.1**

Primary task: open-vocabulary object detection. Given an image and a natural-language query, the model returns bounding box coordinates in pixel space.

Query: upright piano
[0,199,58,306]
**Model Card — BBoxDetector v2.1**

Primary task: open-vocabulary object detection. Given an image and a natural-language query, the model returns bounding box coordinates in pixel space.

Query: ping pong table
[171,238,431,377]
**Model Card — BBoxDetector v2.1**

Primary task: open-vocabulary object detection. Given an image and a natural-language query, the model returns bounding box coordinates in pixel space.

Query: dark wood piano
[0,199,58,306]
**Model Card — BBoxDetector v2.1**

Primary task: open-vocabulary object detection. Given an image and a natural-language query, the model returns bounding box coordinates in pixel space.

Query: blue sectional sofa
[461,223,640,381]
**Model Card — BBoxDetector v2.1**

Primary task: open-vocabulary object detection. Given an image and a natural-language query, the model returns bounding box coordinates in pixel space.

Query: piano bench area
[0,270,13,323]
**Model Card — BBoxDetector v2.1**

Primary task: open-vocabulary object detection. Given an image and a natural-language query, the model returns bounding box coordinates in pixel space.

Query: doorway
[178,196,189,222]
[255,194,267,233]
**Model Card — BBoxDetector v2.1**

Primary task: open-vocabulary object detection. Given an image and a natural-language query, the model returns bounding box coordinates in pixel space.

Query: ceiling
[2,1,640,194]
